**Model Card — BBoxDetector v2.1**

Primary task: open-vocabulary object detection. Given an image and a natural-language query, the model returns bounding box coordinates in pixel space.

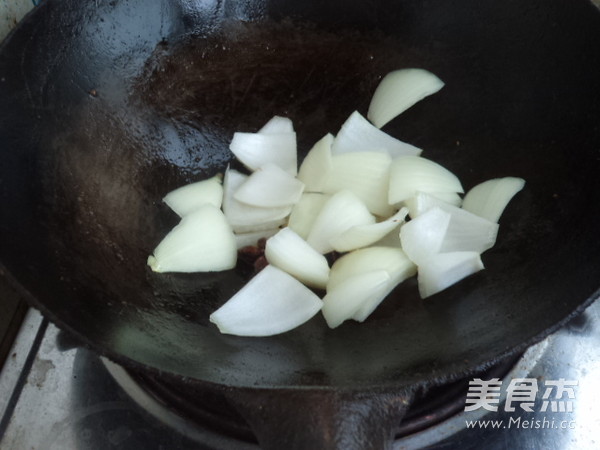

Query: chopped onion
[388,156,463,205]
[306,190,375,254]
[209,265,322,336]
[462,177,526,223]
[148,69,527,336]
[368,68,445,128]
[163,174,223,217]
[404,191,462,218]
[371,229,402,248]
[322,270,391,328]
[233,163,305,208]
[327,246,416,291]
[330,207,409,252]
[352,261,417,322]
[432,191,463,207]
[222,168,290,233]
[265,228,330,289]
[287,193,330,239]
[323,151,395,217]
[229,132,297,175]
[439,206,499,254]
[399,207,452,265]
[331,111,422,157]
[148,205,236,273]
[417,252,484,298]
[259,115,294,134]
[297,133,333,191]
[235,228,279,249]
[326,246,416,323]
[401,194,499,256]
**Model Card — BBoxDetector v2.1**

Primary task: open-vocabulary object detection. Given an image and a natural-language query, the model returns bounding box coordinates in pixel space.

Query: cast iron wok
[1,0,600,447]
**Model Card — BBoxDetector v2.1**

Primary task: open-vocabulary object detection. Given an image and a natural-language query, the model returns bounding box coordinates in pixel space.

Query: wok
[1,0,600,447]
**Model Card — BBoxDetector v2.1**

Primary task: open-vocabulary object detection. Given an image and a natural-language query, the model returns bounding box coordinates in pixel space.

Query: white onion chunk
[209,265,322,336]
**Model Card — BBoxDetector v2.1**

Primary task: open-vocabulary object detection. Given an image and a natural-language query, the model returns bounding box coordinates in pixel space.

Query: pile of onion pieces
[147,68,525,337]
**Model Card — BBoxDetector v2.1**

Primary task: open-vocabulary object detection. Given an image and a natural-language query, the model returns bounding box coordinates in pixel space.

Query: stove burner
[113,353,522,447]
[395,354,522,438]
[133,372,255,444]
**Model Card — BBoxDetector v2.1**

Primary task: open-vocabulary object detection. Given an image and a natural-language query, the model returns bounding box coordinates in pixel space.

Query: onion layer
[462,177,525,223]
[327,247,416,323]
[233,163,304,208]
[259,116,294,134]
[222,168,290,233]
[306,190,375,254]
[322,270,391,328]
[400,207,451,265]
[163,174,223,217]
[287,193,330,239]
[297,133,333,192]
[331,111,421,158]
[401,195,499,257]
[265,228,330,289]
[148,205,237,273]
[418,252,484,298]
[405,191,462,219]
[330,207,409,252]
[327,246,416,291]
[229,132,297,175]
[368,68,445,128]
[209,265,322,336]
[235,229,279,249]
[323,151,394,217]
[388,156,463,205]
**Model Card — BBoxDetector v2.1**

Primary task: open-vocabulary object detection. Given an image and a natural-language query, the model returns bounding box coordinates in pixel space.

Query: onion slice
[326,246,416,323]
[306,190,375,254]
[259,116,294,134]
[401,195,499,256]
[235,229,279,249]
[147,205,237,273]
[405,191,462,218]
[322,270,391,328]
[371,229,403,248]
[462,177,526,223]
[330,207,409,252]
[417,252,484,298]
[265,228,330,289]
[297,133,333,191]
[287,193,330,239]
[327,246,416,291]
[209,265,322,336]
[323,151,394,217]
[163,174,223,217]
[368,68,445,128]
[399,207,452,265]
[229,132,297,175]
[439,206,499,254]
[331,111,422,157]
[233,163,305,208]
[388,156,463,205]
[222,168,290,233]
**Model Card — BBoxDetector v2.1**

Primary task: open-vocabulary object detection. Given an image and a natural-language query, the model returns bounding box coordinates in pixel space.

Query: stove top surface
[1,299,599,450]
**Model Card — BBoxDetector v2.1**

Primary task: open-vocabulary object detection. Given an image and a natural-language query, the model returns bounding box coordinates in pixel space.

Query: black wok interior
[0,0,599,389]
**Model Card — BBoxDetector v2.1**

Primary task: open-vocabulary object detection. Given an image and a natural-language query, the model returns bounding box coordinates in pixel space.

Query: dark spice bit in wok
[238,239,268,274]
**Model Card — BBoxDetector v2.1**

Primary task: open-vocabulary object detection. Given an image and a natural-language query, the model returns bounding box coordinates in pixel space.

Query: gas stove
[1,297,599,449]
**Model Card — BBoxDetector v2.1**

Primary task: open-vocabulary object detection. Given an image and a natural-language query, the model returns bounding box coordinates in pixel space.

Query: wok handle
[225,387,415,450]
